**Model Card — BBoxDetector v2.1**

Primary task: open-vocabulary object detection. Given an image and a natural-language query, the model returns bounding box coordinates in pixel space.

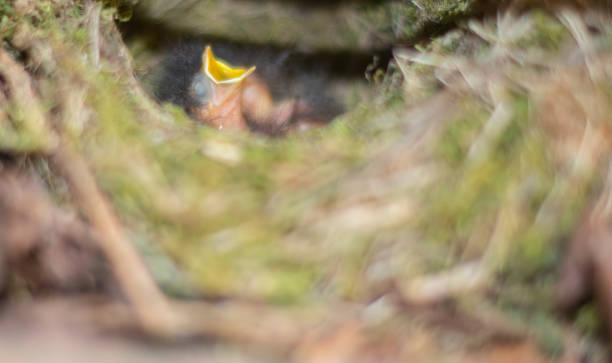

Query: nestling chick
[155,43,342,134]
[187,45,256,130]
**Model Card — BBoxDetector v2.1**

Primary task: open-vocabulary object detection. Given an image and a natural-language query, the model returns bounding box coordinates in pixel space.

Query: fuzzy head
[189,46,256,130]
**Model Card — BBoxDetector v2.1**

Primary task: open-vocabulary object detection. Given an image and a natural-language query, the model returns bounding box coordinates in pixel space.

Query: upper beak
[202,45,256,85]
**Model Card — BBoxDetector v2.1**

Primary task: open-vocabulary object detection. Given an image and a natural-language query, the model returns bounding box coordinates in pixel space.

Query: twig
[466,99,512,163]
[49,148,178,337]
[559,10,598,81]
[399,261,488,305]
[87,1,102,68]
[398,180,524,304]
[10,295,331,351]
[102,21,175,127]
[0,48,56,151]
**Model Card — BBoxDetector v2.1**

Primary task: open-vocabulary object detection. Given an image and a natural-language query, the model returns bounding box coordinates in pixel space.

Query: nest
[2,0,612,361]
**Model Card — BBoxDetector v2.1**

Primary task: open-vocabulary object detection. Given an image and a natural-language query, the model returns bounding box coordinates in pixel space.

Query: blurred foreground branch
[0,41,176,338]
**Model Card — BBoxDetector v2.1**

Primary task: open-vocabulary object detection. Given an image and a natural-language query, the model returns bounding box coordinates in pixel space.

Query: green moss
[574,303,603,338]
[423,94,530,249]
[0,1,15,38]
[532,313,566,358]
[516,11,570,51]
[72,27,88,45]
[437,103,488,164]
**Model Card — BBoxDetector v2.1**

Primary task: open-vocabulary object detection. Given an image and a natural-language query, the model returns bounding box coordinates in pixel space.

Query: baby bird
[187,46,256,130]
[155,43,342,134]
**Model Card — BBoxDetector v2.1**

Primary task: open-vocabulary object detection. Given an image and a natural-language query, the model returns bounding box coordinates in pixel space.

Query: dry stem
[0,45,177,338]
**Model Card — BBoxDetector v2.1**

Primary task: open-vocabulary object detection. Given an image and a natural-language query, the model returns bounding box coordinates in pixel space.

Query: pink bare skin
[190,71,324,133]
[190,82,248,131]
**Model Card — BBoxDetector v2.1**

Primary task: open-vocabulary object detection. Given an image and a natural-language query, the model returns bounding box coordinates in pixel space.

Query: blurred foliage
[2,0,612,358]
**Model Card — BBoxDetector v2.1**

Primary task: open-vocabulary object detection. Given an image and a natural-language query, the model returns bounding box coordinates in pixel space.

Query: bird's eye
[189,73,215,105]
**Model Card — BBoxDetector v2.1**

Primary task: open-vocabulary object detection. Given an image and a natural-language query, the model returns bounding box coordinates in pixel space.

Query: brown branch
[0,45,177,338]
[9,295,352,353]
[49,148,178,337]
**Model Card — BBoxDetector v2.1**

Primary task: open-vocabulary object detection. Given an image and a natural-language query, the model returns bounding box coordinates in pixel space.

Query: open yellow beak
[202,45,256,85]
